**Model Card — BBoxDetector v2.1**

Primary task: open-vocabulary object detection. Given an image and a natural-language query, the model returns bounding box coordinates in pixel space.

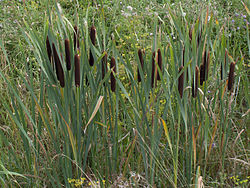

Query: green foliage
[0,0,249,187]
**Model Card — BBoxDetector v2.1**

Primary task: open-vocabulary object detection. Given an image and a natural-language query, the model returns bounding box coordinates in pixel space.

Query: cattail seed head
[192,66,199,98]
[74,25,79,50]
[46,36,52,63]
[200,64,205,85]
[74,54,80,87]
[228,61,236,91]
[65,38,71,70]
[178,66,184,98]
[102,52,108,85]
[137,49,144,82]
[52,43,65,87]
[157,48,162,80]
[110,57,116,92]
[89,25,96,67]
[151,52,156,88]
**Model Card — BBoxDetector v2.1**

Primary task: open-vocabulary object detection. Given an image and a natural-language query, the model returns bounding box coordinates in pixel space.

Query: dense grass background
[0,0,249,187]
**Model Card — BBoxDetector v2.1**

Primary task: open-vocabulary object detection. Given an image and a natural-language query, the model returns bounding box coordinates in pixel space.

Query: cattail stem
[192,66,199,98]
[75,54,80,87]
[46,36,52,63]
[178,66,184,98]
[52,43,65,87]
[157,49,162,80]
[89,25,96,66]
[65,38,71,70]
[110,57,116,92]
[228,62,236,91]
[205,50,210,81]
[137,49,144,82]
[151,52,156,88]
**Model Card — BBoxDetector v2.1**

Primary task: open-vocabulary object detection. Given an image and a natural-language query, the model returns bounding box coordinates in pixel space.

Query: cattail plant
[192,66,199,98]
[228,61,236,91]
[137,49,144,82]
[110,57,116,92]
[200,64,205,85]
[102,52,107,85]
[74,54,80,87]
[205,50,210,81]
[151,52,156,88]
[89,25,96,66]
[178,66,184,98]
[74,25,79,50]
[65,38,71,70]
[52,43,65,87]
[157,48,162,80]
[46,36,52,63]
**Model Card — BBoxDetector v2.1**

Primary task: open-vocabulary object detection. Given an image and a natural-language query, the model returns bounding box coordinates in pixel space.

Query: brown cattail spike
[228,62,236,91]
[74,26,79,50]
[137,49,144,82]
[102,52,107,85]
[65,38,71,70]
[151,52,156,88]
[110,57,116,92]
[200,64,205,85]
[178,66,184,98]
[89,25,96,66]
[157,49,162,80]
[74,54,80,87]
[46,36,52,62]
[52,43,65,87]
[192,66,199,98]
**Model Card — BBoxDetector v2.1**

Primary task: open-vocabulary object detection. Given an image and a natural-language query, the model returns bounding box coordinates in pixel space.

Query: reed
[157,48,162,81]
[178,65,184,98]
[192,66,199,98]
[74,25,79,50]
[89,25,96,66]
[110,57,116,92]
[46,36,52,63]
[65,38,71,70]
[228,61,236,91]
[52,43,65,87]
[102,51,108,82]
[151,52,156,88]
[137,49,144,82]
[74,53,80,87]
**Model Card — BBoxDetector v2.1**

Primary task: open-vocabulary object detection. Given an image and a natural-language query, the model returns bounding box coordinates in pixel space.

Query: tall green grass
[0,1,249,187]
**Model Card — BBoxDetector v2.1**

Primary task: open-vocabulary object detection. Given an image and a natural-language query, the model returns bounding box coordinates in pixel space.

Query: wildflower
[89,25,96,66]
[242,14,246,18]
[235,13,239,17]
[52,43,65,87]
[46,36,52,63]
[110,57,116,92]
[127,6,133,11]
[137,49,144,82]
[228,61,236,91]
[178,66,184,98]
[75,54,80,87]
[232,19,235,23]
[64,38,71,70]
[237,27,240,30]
